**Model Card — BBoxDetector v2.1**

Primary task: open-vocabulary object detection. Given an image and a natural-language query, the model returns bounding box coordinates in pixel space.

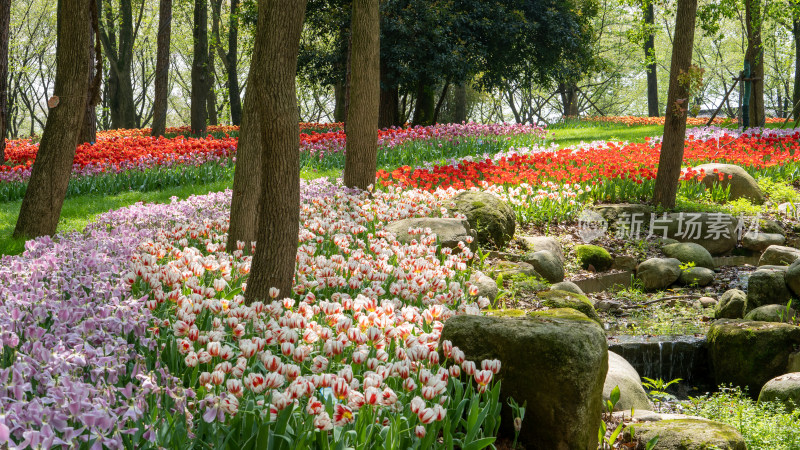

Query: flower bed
[584,115,786,126]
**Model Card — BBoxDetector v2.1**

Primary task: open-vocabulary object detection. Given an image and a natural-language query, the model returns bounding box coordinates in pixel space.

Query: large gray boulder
[523,250,564,283]
[758,245,800,266]
[636,258,681,291]
[520,236,564,265]
[604,351,651,412]
[448,191,516,248]
[708,319,800,395]
[385,218,475,249]
[693,163,764,204]
[786,259,800,297]
[758,372,800,411]
[537,290,602,325]
[715,289,746,319]
[679,266,715,287]
[550,281,584,295]
[622,419,746,449]
[659,212,738,255]
[440,310,607,449]
[662,242,714,269]
[744,304,798,323]
[746,268,791,313]
[742,232,786,252]
[468,271,498,303]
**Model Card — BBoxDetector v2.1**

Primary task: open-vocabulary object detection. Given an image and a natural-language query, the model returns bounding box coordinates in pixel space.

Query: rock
[575,244,613,272]
[715,289,747,319]
[659,212,738,255]
[758,265,789,272]
[693,162,764,204]
[698,296,718,308]
[448,191,516,249]
[550,281,584,295]
[760,219,785,235]
[595,299,623,313]
[612,255,637,271]
[778,202,800,218]
[487,261,538,279]
[604,351,651,412]
[440,309,608,449]
[708,319,800,395]
[758,245,800,266]
[784,259,800,297]
[522,250,564,283]
[744,304,798,323]
[591,203,653,225]
[636,258,681,291]
[788,353,800,373]
[742,232,786,252]
[623,418,746,450]
[537,290,602,324]
[468,271,498,303]
[746,268,791,313]
[663,242,715,269]
[520,236,564,265]
[679,266,716,287]
[386,218,476,249]
[612,409,663,422]
[758,373,800,411]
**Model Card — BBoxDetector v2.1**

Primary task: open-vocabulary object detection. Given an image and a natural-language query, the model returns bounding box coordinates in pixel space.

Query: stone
[778,202,800,218]
[612,409,663,422]
[758,373,800,411]
[595,299,623,313]
[744,304,798,323]
[746,268,791,313]
[693,162,764,204]
[743,231,786,252]
[537,290,602,325]
[760,219,786,235]
[698,296,718,308]
[487,261,538,279]
[603,351,651,412]
[758,245,800,266]
[622,418,746,450]
[519,236,564,265]
[468,271,498,303]
[660,212,738,255]
[636,258,681,291]
[522,250,564,283]
[448,191,516,249]
[385,218,476,250]
[575,244,613,272]
[550,281,584,295]
[663,242,715,269]
[788,352,800,373]
[715,289,746,319]
[591,203,653,224]
[679,267,715,287]
[440,309,607,449]
[612,255,637,271]
[708,320,800,395]
[784,259,800,297]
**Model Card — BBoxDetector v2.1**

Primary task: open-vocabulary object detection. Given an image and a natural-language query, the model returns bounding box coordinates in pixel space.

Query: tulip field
[1,121,800,448]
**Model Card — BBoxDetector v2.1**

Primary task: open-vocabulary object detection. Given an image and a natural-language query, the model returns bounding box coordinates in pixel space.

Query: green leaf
[461,437,497,450]
[646,435,660,450]
[610,385,621,406]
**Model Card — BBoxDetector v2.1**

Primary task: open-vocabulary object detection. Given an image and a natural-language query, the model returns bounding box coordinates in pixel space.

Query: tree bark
[97,0,137,129]
[14,0,90,238]
[191,0,208,135]
[559,82,579,117]
[343,0,379,191]
[378,58,398,128]
[432,79,450,124]
[412,81,435,126]
[79,6,101,145]
[227,0,268,252]
[744,0,765,127]
[653,0,697,209]
[207,46,218,126]
[152,0,172,137]
[644,1,659,117]
[244,0,307,303]
[0,0,11,161]
[334,81,347,123]
[212,0,242,126]
[453,82,468,123]
[793,18,800,121]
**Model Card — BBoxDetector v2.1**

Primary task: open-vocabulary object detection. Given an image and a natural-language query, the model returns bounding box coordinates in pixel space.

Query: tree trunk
[14,0,90,239]
[0,0,10,161]
[227,0,242,125]
[378,59,398,128]
[227,0,268,252]
[343,0,379,191]
[744,0,765,127]
[191,0,208,135]
[79,15,98,144]
[207,46,218,126]
[334,82,347,123]
[98,0,137,129]
[244,0,307,303]
[559,83,579,117]
[793,18,800,121]
[653,0,697,209]
[453,82,468,123]
[644,1,659,117]
[432,79,450,124]
[412,81,435,126]
[152,0,172,137]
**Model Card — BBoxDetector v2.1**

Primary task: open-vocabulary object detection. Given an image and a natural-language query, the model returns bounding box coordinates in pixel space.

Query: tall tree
[97,0,140,129]
[793,10,800,121]
[14,0,90,238]
[453,83,468,123]
[243,0,307,302]
[79,8,102,144]
[653,0,697,208]
[343,0,379,190]
[151,0,172,137]
[191,0,208,135]
[211,0,242,125]
[643,0,659,117]
[744,0,765,127]
[0,0,10,161]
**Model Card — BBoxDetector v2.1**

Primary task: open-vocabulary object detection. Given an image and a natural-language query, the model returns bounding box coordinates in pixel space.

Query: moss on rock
[537,290,602,325]
[575,244,613,271]
[449,191,516,249]
[623,418,746,449]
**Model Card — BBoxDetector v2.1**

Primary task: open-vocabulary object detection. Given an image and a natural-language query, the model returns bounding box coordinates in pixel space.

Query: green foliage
[758,178,800,204]
[641,377,682,406]
[574,244,613,271]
